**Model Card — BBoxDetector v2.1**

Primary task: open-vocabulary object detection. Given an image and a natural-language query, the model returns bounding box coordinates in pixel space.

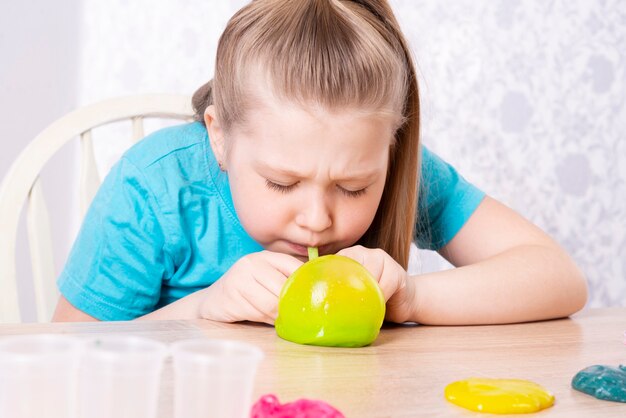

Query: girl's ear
[204,105,227,170]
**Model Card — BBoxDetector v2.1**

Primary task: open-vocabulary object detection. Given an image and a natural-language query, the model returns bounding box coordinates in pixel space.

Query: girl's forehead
[231,76,402,135]
[234,98,397,138]
[228,101,394,178]
[241,103,395,145]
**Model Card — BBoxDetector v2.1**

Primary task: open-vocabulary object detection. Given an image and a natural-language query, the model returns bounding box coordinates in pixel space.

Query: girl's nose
[295,196,332,232]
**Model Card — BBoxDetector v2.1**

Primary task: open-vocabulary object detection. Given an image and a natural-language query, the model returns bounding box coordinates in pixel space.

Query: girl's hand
[199,251,303,325]
[337,245,416,323]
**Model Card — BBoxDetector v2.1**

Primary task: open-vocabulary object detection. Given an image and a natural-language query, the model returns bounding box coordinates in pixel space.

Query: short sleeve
[57,157,172,320]
[414,147,486,250]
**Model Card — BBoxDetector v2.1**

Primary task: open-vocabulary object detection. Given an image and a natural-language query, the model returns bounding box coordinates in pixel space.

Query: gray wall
[0,1,81,320]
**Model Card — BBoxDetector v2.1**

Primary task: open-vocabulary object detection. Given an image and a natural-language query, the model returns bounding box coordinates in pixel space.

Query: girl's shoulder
[114,121,217,198]
[122,121,209,171]
[416,145,486,250]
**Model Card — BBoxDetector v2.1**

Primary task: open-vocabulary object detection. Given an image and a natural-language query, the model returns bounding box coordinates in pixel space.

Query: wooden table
[1,308,624,417]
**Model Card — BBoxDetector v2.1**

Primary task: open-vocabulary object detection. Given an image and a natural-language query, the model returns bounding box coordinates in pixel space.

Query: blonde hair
[193,0,420,268]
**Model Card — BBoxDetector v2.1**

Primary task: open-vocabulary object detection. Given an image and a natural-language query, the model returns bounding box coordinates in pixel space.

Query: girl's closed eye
[265,179,298,193]
[265,179,367,198]
[338,186,367,198]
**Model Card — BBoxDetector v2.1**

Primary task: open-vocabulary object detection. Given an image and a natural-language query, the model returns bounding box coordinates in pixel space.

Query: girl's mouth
[286,241,330,257]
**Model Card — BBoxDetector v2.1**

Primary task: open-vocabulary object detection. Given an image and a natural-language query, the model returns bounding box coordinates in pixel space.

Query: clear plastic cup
[0,334,84,418]
[171,338,264,418]
[78,335,168,418]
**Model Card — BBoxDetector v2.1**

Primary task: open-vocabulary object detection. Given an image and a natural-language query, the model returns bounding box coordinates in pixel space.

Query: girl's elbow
[564,263,589,316]
[549,245,588,316]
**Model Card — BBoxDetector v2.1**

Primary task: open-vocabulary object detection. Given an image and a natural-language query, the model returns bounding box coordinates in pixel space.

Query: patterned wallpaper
[77,0,625,308]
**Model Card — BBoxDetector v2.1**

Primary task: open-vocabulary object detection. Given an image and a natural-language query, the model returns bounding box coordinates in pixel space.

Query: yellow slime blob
[444,378,555,414]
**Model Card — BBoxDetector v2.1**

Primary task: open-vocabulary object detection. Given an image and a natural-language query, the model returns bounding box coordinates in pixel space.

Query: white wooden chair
[0,94,194,323]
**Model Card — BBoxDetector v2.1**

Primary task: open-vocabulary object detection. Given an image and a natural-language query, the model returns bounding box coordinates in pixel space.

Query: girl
[53,0,587,325]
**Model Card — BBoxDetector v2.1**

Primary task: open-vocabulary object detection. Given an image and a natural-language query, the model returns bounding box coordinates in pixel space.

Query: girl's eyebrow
[253,161,380,182]
[254,161,303,178]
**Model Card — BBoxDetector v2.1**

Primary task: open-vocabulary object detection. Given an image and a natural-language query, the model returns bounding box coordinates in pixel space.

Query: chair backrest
[0,94,194,323]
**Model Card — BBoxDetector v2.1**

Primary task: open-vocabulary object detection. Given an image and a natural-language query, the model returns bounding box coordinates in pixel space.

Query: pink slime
[251,394,345,418]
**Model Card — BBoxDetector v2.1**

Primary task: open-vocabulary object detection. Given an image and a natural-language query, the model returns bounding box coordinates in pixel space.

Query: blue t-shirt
[57,122,484,320]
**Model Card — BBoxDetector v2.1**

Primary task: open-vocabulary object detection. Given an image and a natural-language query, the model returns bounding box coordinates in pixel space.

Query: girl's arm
[52,292,206,322]
[52,291,209,322]
[409,196,588,325]
[53,250,302,323]
[53,296,100,321]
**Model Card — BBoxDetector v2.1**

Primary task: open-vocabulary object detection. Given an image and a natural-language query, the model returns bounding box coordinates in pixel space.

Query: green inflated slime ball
[275,253,385,347]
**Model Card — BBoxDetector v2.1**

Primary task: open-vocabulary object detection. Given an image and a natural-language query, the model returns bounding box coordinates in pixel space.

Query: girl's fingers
[378,254,403,301]
[239,282,279,324]
[239,252,305,322]
[337,246,400,301]
[259,251,304,278]
[337,246,384,281]
[252,261,289,297]
[245,252,301,296]
[336,246,366,264]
